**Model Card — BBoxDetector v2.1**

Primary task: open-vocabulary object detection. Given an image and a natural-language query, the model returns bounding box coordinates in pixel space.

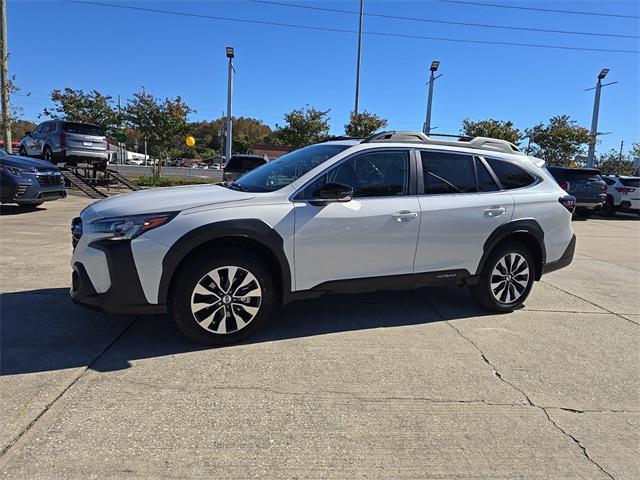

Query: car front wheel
[469,241,535,312]
[170,249,275,346]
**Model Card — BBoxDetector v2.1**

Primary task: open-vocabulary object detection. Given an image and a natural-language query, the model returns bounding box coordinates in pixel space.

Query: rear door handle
[392,210,418,222]
[484,207,506,218]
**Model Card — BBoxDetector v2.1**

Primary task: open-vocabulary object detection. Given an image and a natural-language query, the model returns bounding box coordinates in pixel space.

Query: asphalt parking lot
[1,195,638,479]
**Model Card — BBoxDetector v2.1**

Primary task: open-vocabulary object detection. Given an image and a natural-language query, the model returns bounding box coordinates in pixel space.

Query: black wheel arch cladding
[158,219,292,305]
[478,219,546,281]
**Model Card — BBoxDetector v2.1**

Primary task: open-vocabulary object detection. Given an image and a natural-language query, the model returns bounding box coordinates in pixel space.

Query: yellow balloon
[185,136,196,147]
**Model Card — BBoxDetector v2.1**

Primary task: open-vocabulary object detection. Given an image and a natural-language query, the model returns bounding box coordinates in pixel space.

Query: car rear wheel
[170,249,276,346]
[469,241,535,312]
[601,197,615,217]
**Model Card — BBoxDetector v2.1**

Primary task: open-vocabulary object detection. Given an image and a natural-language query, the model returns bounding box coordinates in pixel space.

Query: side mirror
[311,182,353,205]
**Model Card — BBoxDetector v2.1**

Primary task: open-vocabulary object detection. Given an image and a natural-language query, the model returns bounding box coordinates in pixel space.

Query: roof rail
[361,130,522,155]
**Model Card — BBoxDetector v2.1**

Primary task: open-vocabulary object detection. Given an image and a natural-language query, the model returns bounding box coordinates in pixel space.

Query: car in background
[547,166,607,218]
[602,175,640,216]
[222,154,268,182]
[0,148,66,207]
[18,120,109,168]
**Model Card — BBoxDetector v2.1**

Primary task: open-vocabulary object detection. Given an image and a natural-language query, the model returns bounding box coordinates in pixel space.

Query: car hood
[0,154,58,170]
[87,184,255,218]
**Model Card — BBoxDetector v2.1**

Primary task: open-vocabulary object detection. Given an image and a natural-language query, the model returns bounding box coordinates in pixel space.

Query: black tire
[601,197,615,217]
[43,146,55,164]
[19,146,28,157]
[169,248,276,346]
[469,241,535,312]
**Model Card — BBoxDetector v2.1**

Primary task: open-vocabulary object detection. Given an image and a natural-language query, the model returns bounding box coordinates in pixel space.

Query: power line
[436,0,640,20]
[65,1,640,54]
[252,0,639,39]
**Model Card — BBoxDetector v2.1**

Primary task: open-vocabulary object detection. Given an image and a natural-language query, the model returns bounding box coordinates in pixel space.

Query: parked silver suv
[19,120,109,167]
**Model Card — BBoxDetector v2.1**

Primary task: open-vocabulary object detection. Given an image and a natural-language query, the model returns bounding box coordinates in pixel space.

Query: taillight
[559,195,576,213]
[59,132,66,147]
[616,187,635,194]
[559,181,570,191]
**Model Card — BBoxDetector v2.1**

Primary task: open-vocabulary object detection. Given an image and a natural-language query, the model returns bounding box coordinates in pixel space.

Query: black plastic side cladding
[477,219,546,280]
[157,219,292,305]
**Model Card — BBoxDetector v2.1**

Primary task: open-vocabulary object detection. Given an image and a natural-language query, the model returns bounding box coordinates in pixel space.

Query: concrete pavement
[1,196,638,479]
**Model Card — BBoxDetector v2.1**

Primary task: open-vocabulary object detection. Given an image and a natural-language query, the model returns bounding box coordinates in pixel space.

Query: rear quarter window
[486,158,536,190]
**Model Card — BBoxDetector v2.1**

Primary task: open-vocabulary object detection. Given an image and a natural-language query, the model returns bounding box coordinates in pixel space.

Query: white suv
[602,175,640,216]
[70,131,576,345]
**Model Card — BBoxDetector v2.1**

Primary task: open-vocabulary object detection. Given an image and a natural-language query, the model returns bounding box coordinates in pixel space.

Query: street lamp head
[598,68,609,79]
[430,60,440,72]
[226,47,235,59]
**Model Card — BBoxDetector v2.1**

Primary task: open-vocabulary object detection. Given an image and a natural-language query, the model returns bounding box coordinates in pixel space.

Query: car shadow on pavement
[1,286,489,375]
[0,204,47,215]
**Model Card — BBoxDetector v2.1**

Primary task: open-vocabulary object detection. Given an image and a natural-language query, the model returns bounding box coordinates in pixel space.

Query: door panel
[293,196,421,290]
[414,192,514,274]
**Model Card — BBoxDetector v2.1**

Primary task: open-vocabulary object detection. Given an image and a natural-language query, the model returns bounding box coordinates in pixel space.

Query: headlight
[87,212,177,240]
[0,165,32,177]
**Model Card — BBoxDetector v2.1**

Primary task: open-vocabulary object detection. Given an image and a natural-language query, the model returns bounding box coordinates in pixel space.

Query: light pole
[1,0,11,151]
[225,47,234,165]
[586,68,616,168]
[140,85,148,166]
[423,61,442,135]
[354,0,364,116]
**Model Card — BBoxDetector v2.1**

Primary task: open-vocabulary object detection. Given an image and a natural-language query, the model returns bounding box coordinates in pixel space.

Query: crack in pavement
[541,280,639,327]
[0,315,141,459]
[423,298,618,480]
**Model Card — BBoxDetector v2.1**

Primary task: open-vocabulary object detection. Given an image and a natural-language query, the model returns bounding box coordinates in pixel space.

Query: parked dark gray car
[222,154,268,183]
[0,149,66,207]
[547,166,607,218]
[19,120,108,167]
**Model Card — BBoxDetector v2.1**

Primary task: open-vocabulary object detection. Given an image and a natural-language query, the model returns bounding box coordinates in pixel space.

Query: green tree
[461,118,523,145]
[11,119,36,140]
[125,92,193,174]
[631,141,640,160]
[274,107,330,147]
[344,110,388,138]
[595,149,635,175]
[43,88,121,134]
[525,115,591,166]
[189,117,272,154]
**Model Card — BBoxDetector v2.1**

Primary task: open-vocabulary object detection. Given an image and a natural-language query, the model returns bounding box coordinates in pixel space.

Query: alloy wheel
[190,266,262,334]
[490,253,530,304]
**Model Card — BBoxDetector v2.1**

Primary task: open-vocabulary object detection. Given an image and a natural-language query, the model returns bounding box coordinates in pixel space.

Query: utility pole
[354,0,364,116]
[225,47,234,165]
[586,68,616,168]
[1,0,11,152]
[619,140,624,162]
[423,61,441,135]
[140,85,148,166]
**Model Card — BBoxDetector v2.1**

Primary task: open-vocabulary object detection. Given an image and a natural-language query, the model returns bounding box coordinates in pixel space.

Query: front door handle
[392,210,418,222]
[484,207,506,218]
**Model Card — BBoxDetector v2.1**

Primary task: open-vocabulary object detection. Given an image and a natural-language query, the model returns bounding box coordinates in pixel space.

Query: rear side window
[603,177,617,186]
[476,159,499,192]
[62,122,105,136]
[486,158,535,189]
[421,151,476,194]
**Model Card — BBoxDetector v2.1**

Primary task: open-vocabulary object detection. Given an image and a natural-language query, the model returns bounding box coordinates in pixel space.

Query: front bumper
[71,239,166,315]
[10,183,66,204]
[542,234,576,275]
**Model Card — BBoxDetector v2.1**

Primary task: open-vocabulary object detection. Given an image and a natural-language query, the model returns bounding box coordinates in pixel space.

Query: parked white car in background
[70,131,576,345]
[602,175,640,216]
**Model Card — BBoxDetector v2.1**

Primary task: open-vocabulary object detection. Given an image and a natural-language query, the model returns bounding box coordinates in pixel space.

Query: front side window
[486,157,536,189]
[421,151,476,194]
[231,143,350,193]
[299,150,410,199]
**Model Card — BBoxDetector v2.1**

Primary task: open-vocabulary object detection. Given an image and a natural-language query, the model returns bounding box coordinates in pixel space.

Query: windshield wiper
[228,182,249,192]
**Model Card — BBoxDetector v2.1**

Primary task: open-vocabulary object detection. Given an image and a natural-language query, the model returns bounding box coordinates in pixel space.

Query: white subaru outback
[70,131,576,345]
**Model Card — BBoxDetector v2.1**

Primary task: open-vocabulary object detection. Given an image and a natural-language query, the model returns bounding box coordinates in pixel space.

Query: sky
[8,0,640,154]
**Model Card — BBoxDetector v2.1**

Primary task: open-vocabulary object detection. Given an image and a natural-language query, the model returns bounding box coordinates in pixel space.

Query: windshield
[231,143,351,192]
